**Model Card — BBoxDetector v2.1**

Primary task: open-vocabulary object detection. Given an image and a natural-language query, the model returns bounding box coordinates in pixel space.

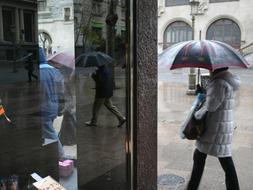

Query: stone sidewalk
[158,70,253,190]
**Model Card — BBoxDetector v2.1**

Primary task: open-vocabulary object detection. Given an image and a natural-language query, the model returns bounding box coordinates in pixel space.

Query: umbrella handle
[197,68,201,84]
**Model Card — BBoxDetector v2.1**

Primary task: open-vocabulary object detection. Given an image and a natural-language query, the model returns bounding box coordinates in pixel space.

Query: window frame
[163,21,192,48]
[209,0,239,3]
[38,0,47,12]
[2,6,15,42]
[64,7,71,21]
[165,0,189,7]
[206,18,241,49]
[23,10,35,43]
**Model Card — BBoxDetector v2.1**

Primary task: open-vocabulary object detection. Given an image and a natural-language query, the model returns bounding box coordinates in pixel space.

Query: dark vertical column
[133,0,157,189]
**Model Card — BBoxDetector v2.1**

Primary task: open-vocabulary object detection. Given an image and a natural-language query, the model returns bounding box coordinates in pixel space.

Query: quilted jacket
[194,70,240,157]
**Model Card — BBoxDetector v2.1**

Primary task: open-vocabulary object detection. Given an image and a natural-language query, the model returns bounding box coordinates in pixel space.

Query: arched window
[38,31,52,55]
[206,19,241,49]
[163,21,192,49]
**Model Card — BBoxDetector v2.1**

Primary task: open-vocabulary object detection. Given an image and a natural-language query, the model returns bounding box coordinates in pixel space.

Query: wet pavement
[53,67,127,189]
[158,68,253,190]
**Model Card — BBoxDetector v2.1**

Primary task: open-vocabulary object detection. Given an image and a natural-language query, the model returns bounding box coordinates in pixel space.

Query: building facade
[38,0,75,54]
[0,0,37,63]
[158,0,253,55]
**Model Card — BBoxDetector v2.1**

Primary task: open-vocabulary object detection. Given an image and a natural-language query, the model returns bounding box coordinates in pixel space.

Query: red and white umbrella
[159,40,250,71]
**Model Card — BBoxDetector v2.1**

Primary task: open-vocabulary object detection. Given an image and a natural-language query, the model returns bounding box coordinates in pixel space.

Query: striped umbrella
[159,40,249,71]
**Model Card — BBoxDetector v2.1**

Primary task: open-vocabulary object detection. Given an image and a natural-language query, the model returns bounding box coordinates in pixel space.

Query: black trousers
[187,149,240,190]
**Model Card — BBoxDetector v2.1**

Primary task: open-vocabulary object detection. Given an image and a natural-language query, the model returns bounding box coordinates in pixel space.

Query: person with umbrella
[39,47,65,159]
[47,52,76,146]
[25,54,38,83]
[158,40,249,190]
[85,64,126,127]
[187,67,240,190]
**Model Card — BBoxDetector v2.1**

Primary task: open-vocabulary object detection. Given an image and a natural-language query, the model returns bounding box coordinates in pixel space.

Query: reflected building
[0,0,38,65]
[38,0,74,54]
[74,0,126,56]
[158,0,253,55]
[0,1,59,189]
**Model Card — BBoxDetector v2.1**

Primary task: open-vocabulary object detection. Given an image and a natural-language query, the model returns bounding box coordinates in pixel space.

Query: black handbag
[182,99,207,140]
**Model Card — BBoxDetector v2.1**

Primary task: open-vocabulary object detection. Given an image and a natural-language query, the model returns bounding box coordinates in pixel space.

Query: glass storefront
[74,0,128,189]
[0,0,131,189]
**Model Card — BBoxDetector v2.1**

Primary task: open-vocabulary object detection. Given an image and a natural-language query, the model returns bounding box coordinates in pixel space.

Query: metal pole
[186,15,196,95]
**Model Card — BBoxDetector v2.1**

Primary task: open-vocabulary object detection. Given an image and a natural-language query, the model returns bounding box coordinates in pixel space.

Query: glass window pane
[210,0,239,3]
[206,19,241,48]
[2,7,15,42]
[166,30,171,43]
[74,0,128,189]
[165,0,189,6]
[24,11,34,42]
[64,7,71,21]
[164,21,192,47]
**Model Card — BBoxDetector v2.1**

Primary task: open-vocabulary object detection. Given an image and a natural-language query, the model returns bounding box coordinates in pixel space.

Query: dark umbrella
[159,40,250,71]
[75,51,114,67]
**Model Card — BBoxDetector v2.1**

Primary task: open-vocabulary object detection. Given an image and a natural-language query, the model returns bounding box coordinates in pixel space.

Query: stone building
[158,0,253,55]
[38,0,75,54]
[0,0,37,63]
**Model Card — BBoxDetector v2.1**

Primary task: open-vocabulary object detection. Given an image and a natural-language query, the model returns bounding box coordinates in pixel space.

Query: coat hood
[213,70,241,91]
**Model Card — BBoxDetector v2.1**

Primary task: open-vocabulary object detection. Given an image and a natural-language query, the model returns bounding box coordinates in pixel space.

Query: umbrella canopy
[16,50,33,62]
[244,52,253,66]
[75,51,114,67]
[47,52,75,69]
[159,40,250,71]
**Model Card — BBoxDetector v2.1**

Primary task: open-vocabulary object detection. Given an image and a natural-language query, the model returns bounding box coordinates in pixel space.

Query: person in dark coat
[39,47,65,158]
[86,65,126,127]
[25,56,38,83]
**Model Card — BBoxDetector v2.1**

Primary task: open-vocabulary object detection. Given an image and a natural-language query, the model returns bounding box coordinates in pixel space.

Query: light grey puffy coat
[194,70,240,157]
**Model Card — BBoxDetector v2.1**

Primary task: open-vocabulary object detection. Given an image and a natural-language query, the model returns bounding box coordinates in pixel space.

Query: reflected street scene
[0,0,59,189]
[74,0,127,189]
[38,0,77,189]
[0,0,128,189]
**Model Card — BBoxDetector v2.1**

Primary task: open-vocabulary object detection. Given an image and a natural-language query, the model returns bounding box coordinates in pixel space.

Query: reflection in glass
[0,1,61,188]
[39,47,65,158]
[38,0,77,189]
[75,0,127,189]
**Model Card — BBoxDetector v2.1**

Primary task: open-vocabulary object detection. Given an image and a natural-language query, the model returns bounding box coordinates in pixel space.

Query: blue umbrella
[159,40,249,71]
[75,51,114,67]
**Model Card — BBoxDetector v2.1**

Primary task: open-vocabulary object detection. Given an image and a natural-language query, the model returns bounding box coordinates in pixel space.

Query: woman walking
[187,67,240,190]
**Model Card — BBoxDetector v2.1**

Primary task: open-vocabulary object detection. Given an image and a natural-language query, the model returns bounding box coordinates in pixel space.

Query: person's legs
[42,117,64,158]
[218,157,240,190]
[86,98,104,126]
[31,71,38,80]
[187,149,207,190]
[104,98,126,127]
[28,70,32,82]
